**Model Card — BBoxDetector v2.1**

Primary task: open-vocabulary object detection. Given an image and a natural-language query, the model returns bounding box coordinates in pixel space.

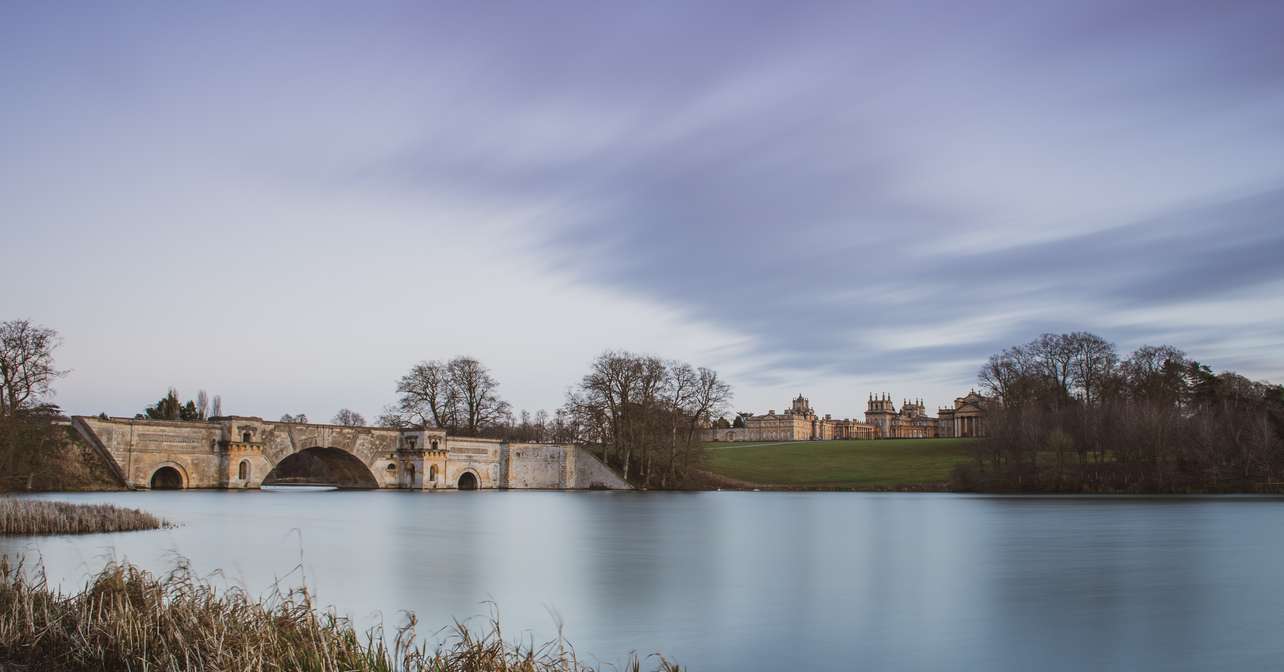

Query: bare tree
[583,351,641,476]
[375,404,408,428]
[211,395,223,418]
[663,362,698,486]
[396,360,457,429]
[979,347,1029,404]
[533,409,549,442]
[1122,345,1188,404]
[280,413,308,423]
[1066,332,1118,405]
[1031,333,1076,406]
[635,356,667,482]
[448,356,511,436]
[395,356,511,435]
[0,320,67,417]
[332,408,366,426]
[683,367,732,472]
[196,390,210,420]
[564,351,732,487]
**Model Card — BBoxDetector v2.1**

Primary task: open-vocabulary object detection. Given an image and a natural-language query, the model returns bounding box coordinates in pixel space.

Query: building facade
[704,395,877,442]
[936,390,990,438]
[702,391,990,442]
[864,394,939,438]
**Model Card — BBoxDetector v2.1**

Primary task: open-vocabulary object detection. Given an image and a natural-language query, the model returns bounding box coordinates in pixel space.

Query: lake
[5,491,1284,671]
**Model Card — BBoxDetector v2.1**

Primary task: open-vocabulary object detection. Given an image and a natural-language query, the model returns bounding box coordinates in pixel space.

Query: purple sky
[4,1,1283,422]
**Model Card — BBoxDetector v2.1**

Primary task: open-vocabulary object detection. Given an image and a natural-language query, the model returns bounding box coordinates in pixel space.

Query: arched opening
[430,440,439,451]
[237,459,250,481]
[457,471,478,490]
[262,447,379,489]
[429,464,438,482]
[406,464,416,488]
[150,466,184,490]
[242,431,253,443]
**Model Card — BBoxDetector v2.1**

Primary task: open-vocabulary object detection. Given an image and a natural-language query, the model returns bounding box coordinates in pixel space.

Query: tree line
[385,352,731,487]
[139,388,222,421]
[15,315,1284,493]
[963,332,1284,492]
[389,356,512,436]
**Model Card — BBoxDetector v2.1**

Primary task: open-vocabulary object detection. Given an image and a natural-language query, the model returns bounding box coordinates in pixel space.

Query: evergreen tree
[144,389,182,421]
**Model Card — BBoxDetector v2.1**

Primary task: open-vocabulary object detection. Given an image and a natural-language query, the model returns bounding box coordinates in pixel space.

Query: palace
[704,395,877,442]
[703,391,991,442]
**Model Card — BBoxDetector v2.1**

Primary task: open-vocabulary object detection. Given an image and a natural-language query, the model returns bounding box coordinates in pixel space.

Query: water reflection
[5,491,1284,671]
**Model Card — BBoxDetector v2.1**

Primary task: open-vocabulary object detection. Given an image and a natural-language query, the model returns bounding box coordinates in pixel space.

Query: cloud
[3,1,1283,416]
[323,0,1284,405]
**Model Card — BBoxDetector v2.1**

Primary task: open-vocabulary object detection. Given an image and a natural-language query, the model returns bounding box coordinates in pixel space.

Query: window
[429,465,438,481]
[237,460,249,481]
[242,431,252,443]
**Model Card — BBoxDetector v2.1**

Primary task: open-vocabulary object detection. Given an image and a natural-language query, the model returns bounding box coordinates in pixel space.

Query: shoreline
[11,483,1284,496]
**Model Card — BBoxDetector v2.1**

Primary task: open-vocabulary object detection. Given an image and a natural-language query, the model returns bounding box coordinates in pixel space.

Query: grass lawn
[702,438,977,488]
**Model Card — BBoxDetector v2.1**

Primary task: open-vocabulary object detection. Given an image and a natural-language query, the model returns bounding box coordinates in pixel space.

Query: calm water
[6,491,1284,671]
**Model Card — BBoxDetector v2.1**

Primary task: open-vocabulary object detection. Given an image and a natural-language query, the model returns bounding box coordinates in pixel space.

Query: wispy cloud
[3,1,1283,416]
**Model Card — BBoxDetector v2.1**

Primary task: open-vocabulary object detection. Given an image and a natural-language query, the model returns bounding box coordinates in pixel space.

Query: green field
[702,438,977,488]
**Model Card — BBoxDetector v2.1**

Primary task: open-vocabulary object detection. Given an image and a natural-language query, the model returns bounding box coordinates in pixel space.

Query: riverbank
[696,439,1284,494]
[687,468,953,492]
[0,419,124,493]
[699,438,974,489]
[0,557,678,672]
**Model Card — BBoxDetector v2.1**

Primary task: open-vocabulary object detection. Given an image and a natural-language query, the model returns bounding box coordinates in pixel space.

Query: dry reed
[0,498,170,535]
[0,557,681,671]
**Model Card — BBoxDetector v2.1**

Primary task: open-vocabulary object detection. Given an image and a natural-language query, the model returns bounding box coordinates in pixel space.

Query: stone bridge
[72,416,630,491]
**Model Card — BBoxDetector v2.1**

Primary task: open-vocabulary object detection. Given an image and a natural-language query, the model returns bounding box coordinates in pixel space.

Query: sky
[3,1,1283,423]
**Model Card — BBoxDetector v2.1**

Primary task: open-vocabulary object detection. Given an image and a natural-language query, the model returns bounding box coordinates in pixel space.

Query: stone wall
[564,445,631,489]
[504,443,566,488]
[444,437,503,489]
[77,416,225,489]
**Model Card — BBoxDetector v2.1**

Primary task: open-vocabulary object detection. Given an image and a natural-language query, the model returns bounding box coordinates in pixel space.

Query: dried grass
[0,498,170,535]
[0,557,681,671]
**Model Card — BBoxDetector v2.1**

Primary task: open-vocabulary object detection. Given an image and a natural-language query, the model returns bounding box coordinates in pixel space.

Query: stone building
[936,390,990,438]
[864,394,938,438]
[702,391,989,443]
[703,395,876,442]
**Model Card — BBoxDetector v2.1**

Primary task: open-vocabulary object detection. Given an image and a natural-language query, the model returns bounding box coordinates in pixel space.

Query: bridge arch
[149,462,188,490]
[457,469,479,490]
[263,446,380,489]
